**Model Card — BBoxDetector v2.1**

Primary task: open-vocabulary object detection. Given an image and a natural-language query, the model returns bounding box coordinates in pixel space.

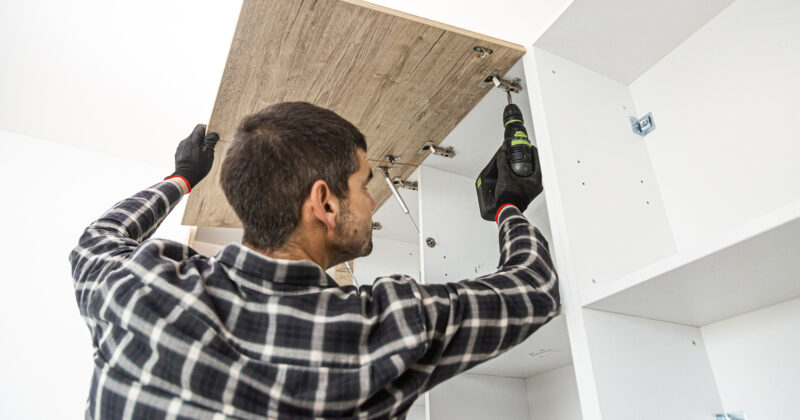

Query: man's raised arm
[68,124,218,316]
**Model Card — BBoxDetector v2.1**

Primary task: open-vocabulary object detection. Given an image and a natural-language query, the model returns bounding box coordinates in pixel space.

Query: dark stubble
[329,198,373,267]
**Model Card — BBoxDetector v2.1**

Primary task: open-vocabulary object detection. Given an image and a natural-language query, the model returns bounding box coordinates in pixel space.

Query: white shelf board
[535,0,734,84]
[585,199,800,326]
[466,315,572,379]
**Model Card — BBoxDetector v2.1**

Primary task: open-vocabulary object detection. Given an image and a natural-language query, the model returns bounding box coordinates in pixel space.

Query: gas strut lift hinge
[418,141,455,158]
[378,166,420,234]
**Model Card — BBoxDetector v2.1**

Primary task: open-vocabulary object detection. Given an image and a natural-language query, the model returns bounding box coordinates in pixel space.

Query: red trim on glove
[495,203,516,224]
[164,175,192,193]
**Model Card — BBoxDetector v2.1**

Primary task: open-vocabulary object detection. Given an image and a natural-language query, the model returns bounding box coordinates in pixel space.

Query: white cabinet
[397,0,799,419]
[521,0,800,418]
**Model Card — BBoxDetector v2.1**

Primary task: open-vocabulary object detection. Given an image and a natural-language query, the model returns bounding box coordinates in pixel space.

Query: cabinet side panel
[701,297,800,420]
[525,365,583,420]
[583,309,723,420]
[533,47,676,296]
[429,373,529,420]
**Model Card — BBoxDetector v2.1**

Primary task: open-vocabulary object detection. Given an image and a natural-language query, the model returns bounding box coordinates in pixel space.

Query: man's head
[220,102,375,269]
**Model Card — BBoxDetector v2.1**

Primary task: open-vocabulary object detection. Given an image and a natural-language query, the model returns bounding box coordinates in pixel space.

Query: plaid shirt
[69,180,560,419]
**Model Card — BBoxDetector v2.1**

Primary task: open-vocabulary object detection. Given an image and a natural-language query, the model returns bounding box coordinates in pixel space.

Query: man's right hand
[493,144,543,215]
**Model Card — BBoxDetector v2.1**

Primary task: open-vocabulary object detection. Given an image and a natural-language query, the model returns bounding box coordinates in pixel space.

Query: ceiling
[536,0,734,84]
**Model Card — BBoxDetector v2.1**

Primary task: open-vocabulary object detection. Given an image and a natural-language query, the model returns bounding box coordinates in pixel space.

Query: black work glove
[165,124,219,192]
[493,143,543,214]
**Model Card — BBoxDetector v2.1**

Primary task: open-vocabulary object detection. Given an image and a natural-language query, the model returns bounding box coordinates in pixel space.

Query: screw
[425,237,436,248]
[473,46,493,59]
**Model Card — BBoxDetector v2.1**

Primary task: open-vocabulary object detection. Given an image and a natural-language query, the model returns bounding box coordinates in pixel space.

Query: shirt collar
[216,243,338,288]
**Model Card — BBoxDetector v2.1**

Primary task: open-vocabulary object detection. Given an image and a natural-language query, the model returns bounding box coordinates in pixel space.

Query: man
[70,102,559,419]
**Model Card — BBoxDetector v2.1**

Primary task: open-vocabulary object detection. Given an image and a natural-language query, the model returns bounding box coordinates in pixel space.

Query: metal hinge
[630,113,656,137]
[479,69,523,93]
[715,413,747,420]
[392,177,418,191]
[418,141,455,158]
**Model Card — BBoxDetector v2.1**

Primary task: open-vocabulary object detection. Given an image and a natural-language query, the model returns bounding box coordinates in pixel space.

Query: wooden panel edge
[339,0,527,53]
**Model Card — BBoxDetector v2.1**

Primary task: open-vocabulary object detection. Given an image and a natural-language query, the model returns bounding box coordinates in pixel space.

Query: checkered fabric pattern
[69,180,560,419]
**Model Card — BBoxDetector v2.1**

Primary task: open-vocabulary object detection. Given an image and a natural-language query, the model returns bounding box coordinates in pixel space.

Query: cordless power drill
[475,98,543,221]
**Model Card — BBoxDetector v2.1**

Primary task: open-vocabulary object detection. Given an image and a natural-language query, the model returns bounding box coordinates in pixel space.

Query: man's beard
[329,200,373,267]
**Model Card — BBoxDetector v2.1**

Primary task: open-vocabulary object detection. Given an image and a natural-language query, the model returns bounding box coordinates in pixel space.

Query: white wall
[701,297,800,420]
[429,373,529,420]
[0,130,190,419]
[525,365,582,420]
[630,0,800,250]
[0,0,241,166]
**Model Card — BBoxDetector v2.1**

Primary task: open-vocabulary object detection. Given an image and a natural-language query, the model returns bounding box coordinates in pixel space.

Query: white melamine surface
[630,0,800,251]
[406,404,426,420]
[524,47,604,420]
[468,315,572,379]
[586,200,800,325]
[429,373,529,420]
[352,237,420,285]
[525,365,582,420]
[418,165,502,283]
[417,161,568,379]
[535,0,734,84]
[702,298,800,420]
[0,130,189,420]
[532,47,676,296]
[583,309,724,420]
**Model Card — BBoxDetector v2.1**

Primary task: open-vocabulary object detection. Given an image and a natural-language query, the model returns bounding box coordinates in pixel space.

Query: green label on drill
[514,131,528,139]
[504,119,523,127]
[511,139,531,147]
[476,177,482,189]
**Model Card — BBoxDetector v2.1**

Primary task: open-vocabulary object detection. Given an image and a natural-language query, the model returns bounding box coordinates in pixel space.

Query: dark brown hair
[220,102,367,251]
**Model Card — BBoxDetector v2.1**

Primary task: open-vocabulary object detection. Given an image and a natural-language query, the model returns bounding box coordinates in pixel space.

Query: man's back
[70,181,559,419]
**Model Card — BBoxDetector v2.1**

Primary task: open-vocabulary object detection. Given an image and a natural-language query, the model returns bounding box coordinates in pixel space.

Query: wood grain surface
[182,0,525,227]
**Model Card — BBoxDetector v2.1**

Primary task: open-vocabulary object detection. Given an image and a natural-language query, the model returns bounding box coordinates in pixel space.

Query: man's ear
[308,180,338,230]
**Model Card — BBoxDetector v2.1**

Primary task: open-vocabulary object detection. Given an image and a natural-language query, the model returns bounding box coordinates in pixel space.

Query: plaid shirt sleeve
[69,180,186,320]
[409,205,561,392]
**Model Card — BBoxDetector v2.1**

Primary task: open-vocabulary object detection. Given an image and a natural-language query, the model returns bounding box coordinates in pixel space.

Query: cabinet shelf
[585,199,800,326]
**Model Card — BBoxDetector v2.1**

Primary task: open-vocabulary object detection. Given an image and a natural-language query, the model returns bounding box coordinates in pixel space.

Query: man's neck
[247,236,329,270]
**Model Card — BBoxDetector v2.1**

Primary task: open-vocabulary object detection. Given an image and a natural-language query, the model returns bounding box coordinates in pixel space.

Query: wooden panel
[183,0,525,227]
[332,261,354,286]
